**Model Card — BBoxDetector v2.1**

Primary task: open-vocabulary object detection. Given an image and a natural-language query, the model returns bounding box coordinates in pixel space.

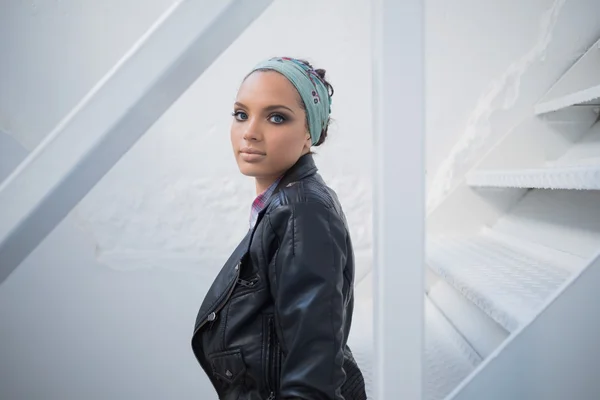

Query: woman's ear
[302,134,312,152]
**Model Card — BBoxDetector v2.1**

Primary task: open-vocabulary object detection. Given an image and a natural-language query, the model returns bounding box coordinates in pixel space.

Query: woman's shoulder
[273,174,339,209]
[266,173,348,231]
[265,175,349,240]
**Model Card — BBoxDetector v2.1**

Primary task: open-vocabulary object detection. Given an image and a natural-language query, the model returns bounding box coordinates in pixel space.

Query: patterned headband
[250,57,332,145]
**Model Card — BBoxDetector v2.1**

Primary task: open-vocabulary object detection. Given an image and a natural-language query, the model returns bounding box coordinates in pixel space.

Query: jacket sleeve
[267,202,348,400]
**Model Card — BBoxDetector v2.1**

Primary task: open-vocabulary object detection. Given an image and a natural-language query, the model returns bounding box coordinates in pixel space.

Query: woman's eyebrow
[234,102,295,115]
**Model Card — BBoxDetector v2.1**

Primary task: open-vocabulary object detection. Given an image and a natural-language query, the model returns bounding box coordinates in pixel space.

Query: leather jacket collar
[250,153,318,230]
[272,152,318,196]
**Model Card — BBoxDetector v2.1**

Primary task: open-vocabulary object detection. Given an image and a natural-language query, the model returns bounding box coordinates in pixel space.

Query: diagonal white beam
[372,0,425,398]
[0,0,273,284]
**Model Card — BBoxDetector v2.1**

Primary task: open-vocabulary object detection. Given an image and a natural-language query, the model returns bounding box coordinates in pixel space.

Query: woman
[191,57,367,400]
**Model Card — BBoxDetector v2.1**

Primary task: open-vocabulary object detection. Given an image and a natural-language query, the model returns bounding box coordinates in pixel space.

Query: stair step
[467,121,600,190]
[535,85,600,116]
[349,274,480,400]
[427,234,572,332]
[534,38,600,115]
[466,161,600,190]
[553,122,600,165]
[425,295,481,400]
[492,189,600,259]
[428,280,508,359]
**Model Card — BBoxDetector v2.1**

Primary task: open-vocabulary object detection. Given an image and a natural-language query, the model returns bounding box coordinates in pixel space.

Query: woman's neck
[255,176,279,196]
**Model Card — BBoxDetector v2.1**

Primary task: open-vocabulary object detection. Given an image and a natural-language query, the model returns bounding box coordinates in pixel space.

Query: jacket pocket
[208,348,247,386]
[231,274,261,299]
[263,315,282,397]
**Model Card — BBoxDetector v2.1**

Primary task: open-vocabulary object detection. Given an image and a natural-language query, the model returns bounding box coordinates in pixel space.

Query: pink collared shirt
[249,178,281,229]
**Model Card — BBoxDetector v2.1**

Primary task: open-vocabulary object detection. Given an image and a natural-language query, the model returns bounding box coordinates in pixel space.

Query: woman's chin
[237,163,263,177]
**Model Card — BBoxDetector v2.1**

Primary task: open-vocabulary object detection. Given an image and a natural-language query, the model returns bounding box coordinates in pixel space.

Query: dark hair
[251,58,335,146]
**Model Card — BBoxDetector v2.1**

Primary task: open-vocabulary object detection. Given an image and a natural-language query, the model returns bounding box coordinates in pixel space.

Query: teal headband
[250,57,331,145]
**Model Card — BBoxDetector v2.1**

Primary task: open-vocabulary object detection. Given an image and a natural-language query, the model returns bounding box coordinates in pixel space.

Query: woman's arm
[267,202,348,400]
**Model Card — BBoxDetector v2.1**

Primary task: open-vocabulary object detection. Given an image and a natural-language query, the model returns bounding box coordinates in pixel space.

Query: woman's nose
[242,119,262,141]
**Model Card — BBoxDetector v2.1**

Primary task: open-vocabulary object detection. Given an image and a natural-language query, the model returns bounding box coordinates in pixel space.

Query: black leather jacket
[191,154,366,400]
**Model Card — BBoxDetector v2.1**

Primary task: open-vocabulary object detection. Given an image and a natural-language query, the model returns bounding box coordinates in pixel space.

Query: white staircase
[349,36,600,399]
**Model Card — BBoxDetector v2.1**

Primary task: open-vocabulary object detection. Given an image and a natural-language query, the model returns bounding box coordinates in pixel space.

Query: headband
[250,57,331,145]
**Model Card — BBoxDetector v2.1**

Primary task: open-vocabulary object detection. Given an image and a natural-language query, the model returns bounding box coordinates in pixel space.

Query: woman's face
[231,71,311,183]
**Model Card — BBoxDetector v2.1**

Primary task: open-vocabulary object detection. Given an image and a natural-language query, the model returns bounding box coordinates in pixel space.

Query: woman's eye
[269,114,286,124]
[232,111,248,121]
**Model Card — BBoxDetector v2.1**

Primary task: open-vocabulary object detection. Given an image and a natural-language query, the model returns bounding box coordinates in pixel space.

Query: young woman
[191,57,367,400]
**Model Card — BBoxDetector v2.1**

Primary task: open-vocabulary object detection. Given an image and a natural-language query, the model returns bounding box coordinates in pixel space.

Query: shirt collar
[249,177,281,229]
[247,154,318,229]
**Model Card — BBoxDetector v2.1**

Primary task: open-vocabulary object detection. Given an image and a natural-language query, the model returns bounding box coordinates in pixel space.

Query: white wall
[0,1,373,399]
[0,0,175,150]
[0,136,215,399]
[1,0,600,399]
[0,130,25,182]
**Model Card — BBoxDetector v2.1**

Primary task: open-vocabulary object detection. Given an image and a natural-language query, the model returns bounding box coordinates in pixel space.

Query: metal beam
[372,0,425,398]
[0,0,273,284]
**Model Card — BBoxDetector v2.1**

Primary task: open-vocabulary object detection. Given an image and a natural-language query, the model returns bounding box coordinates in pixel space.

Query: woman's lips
[239,148,266,162]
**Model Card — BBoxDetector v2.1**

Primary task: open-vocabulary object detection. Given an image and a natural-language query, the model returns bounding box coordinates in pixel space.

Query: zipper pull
[266,392,275,400]
[237,277,258,287]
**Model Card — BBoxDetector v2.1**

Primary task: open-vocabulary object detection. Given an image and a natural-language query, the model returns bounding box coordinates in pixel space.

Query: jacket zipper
[192,261,241,338]
[265,315,281,400]
[237,275,259,287]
